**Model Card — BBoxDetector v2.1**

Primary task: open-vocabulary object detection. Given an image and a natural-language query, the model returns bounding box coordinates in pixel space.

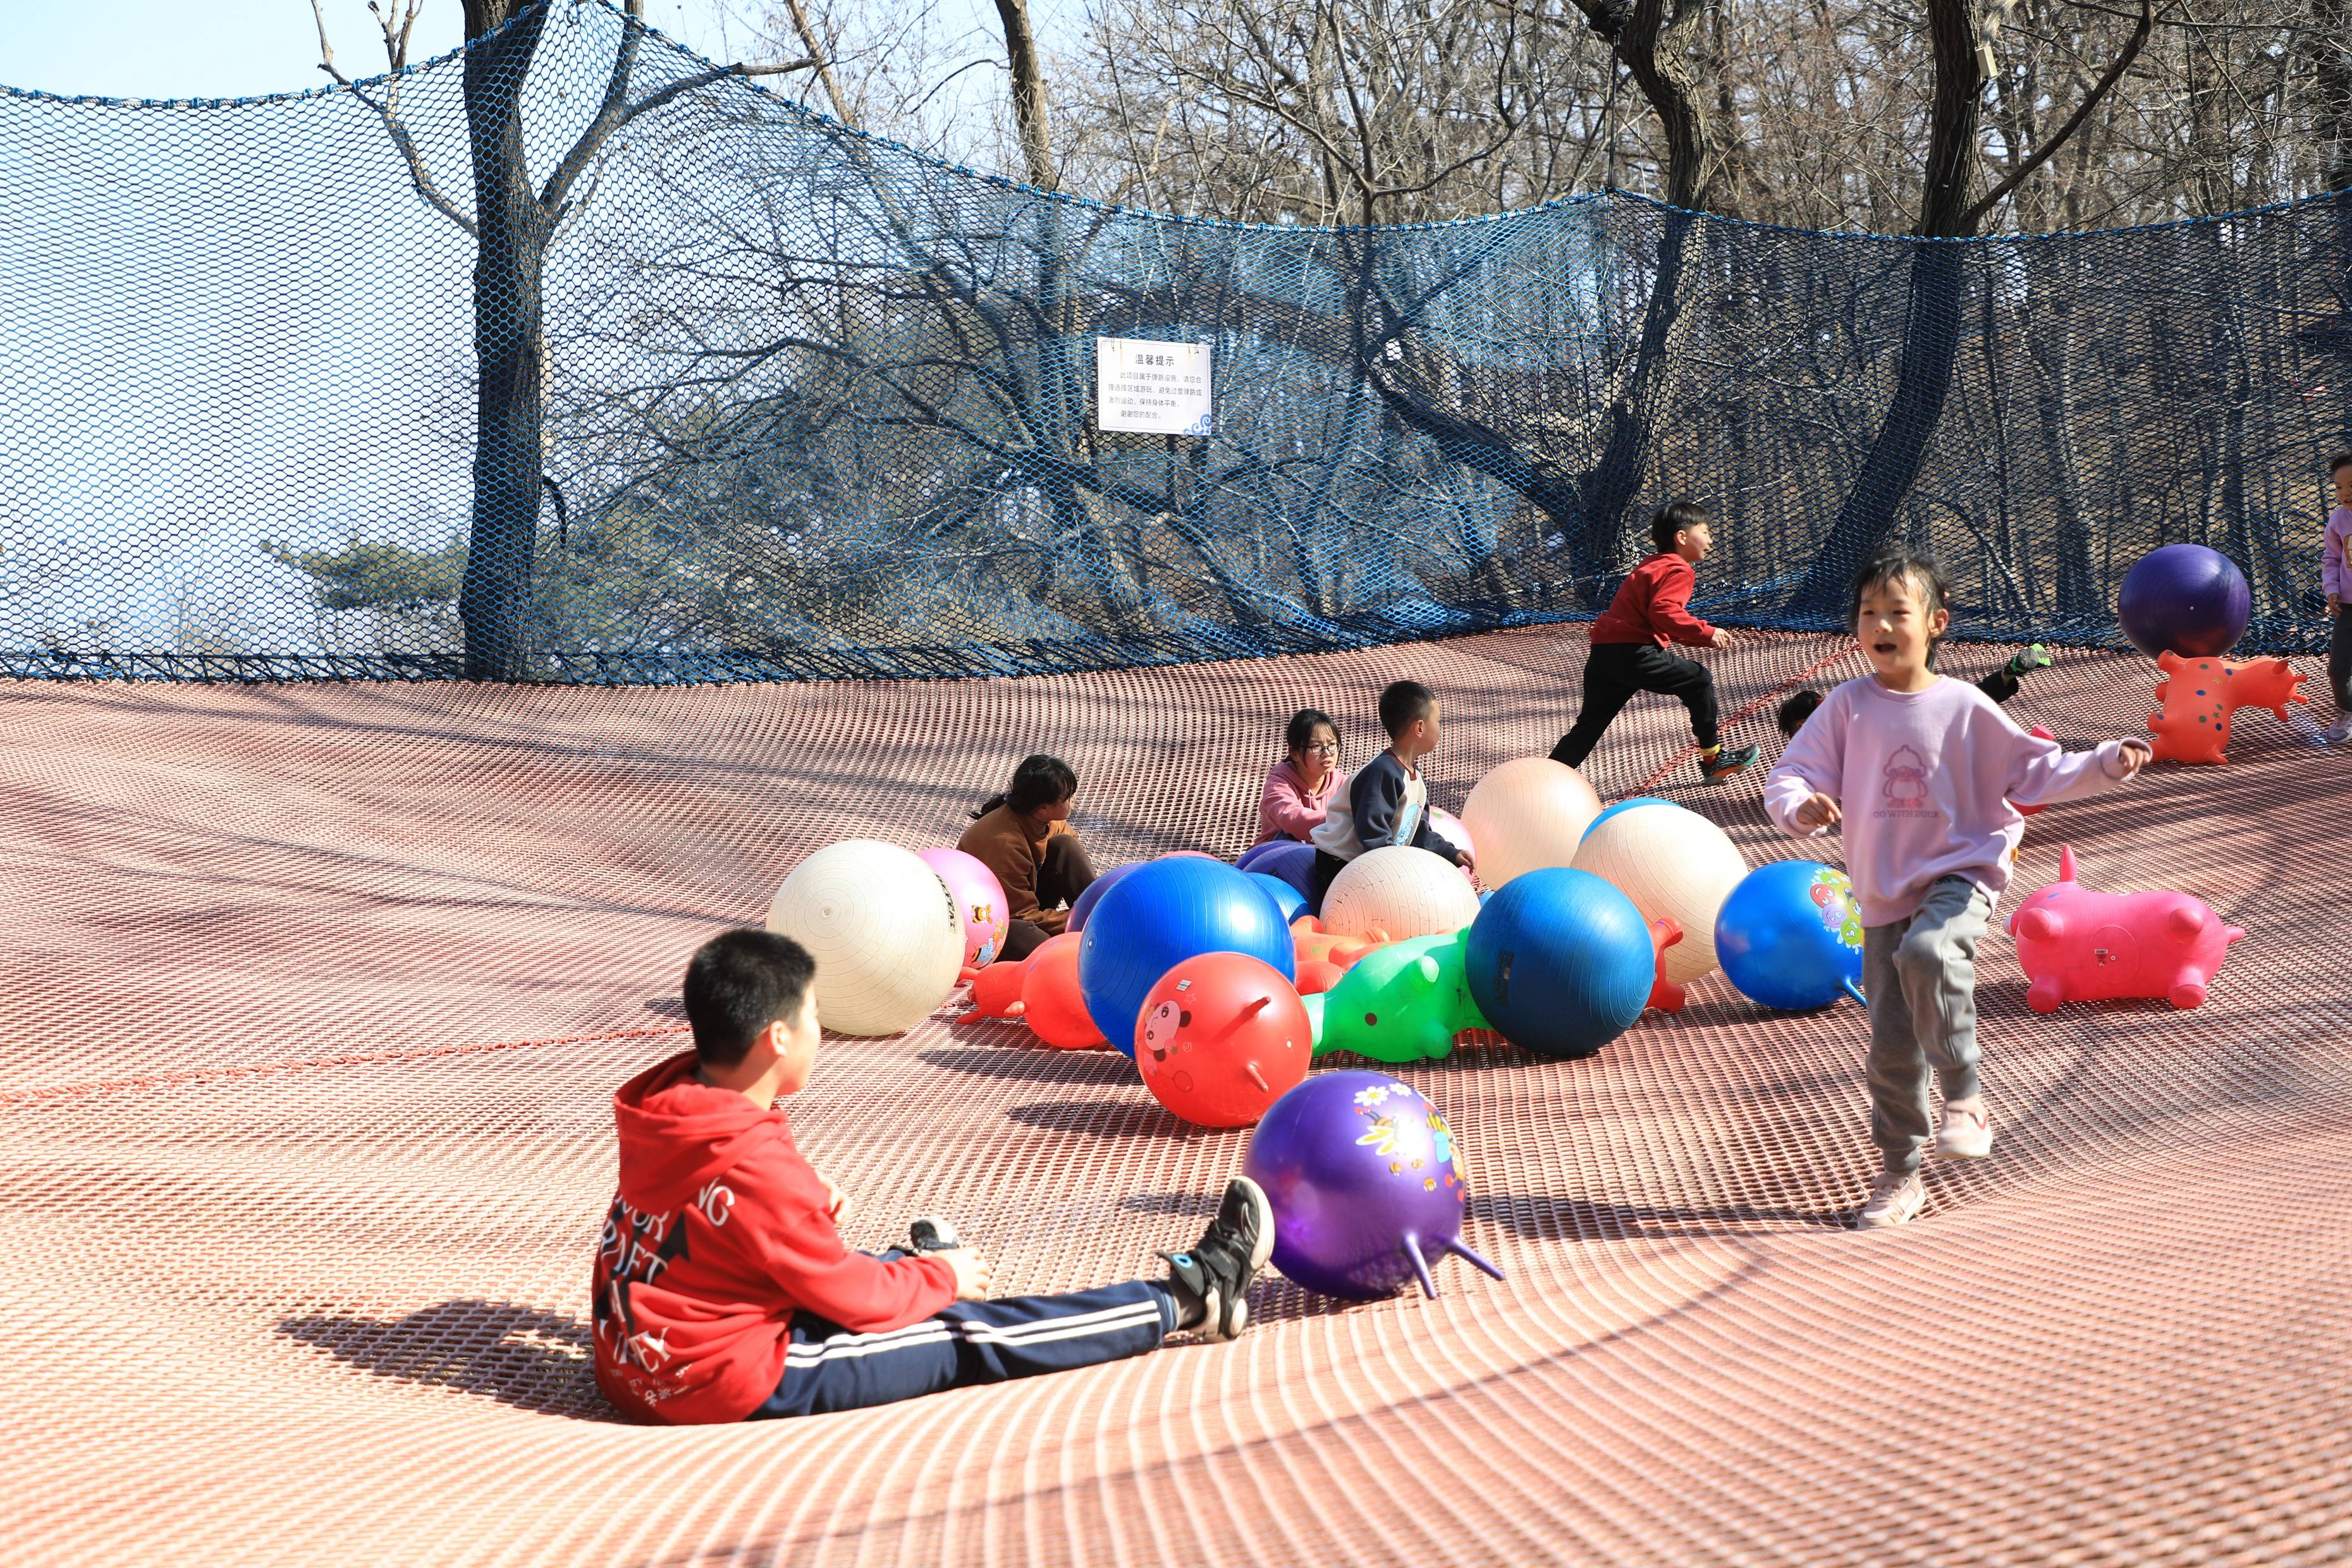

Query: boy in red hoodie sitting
[1550,501,1760,783]
[594,928,1275,1424]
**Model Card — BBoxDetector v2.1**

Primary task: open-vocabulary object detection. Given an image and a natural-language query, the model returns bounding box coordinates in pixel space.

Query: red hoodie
[1589,553,1716,648]
[591,1051,957,1425]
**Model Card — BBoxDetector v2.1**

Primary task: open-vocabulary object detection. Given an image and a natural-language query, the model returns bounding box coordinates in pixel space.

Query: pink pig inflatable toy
[2006,845,2244,1012]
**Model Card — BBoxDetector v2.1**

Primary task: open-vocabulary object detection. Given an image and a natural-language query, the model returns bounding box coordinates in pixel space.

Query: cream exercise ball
[1459,757,1603,889]
[766,840,964,1036]
[1570,802,1749,985]
[1322,844,1482,940]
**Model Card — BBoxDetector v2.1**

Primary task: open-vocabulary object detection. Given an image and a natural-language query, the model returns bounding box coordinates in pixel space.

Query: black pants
[1308,848,1349,917]
[1551,642,1719,768]
[2333,608,2352,714]
[750,1255,1172,1419]
[1001,833,1100,962]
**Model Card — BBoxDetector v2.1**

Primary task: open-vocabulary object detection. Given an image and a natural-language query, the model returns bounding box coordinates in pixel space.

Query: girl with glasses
[1253,708,1342,847]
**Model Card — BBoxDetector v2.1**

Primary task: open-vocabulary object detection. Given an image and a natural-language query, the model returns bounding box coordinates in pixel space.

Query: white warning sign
[1094,337,1212,436]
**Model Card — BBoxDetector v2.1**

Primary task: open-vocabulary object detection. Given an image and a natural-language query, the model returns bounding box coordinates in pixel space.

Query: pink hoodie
[1254,757,1340,846]
[1765,675,2133,926]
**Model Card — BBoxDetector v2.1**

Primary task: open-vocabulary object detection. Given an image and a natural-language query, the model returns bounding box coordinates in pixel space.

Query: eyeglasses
[1302,740,1340,754]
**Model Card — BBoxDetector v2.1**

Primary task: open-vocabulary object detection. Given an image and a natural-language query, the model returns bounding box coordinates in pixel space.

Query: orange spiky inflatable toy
[2148,651,2306,764]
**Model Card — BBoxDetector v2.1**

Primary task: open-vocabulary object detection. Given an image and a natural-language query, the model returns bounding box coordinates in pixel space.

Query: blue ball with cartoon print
[1242,1070,1506,1302]
[1713,859,1866,1010]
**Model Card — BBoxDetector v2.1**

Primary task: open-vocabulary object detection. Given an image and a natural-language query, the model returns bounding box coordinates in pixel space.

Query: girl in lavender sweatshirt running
[1763,550,2153,1230]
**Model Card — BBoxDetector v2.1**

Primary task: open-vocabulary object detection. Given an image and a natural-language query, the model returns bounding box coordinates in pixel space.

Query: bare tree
[314,0,814,676]
[1790,0,2152,608]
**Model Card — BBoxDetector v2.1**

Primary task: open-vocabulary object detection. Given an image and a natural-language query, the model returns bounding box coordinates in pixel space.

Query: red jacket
[592,1051,957,1424]
[1589,553,1716,647]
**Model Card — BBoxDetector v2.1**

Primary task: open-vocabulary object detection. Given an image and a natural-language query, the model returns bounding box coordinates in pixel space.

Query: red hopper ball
[1023,933,1108,1050]
[1134,953,1313,1127]
[967,953,1033,1018]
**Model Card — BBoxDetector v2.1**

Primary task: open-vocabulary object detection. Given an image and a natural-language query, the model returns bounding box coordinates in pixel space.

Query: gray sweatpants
[1862,874,1993,1176]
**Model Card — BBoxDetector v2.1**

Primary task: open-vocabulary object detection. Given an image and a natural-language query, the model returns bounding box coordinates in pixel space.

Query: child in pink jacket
[1253,709,1341,845]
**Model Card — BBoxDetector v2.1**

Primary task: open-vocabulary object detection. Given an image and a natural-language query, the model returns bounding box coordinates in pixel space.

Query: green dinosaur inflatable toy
[1308,931,1490,1063]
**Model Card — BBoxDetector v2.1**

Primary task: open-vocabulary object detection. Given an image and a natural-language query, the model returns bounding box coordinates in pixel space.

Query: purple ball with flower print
[1241,1070,1505,1301]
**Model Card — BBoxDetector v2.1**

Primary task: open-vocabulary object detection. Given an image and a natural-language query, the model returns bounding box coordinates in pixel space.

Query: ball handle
[1400,1232,1510,1299]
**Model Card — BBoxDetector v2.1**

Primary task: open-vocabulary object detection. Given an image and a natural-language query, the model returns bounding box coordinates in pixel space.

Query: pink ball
[916,847,1011,969]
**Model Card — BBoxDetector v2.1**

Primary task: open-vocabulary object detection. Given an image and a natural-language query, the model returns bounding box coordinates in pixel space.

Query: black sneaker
[907,1216,961,1253]
[1700,743,1760,783]
[1158,1177,1275,1340]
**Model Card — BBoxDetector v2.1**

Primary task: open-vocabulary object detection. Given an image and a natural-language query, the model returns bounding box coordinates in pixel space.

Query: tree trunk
[1573,204,1703,592]
[2026,287,2098,623]
[1565,0,1725,596]
[2317,0,2352,450]
[1785,0,1987,620]
[992,0,1057,190]
[458,0,550,679]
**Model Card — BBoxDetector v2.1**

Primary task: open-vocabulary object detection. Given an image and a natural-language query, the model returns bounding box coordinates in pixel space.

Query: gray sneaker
[1856,1171,1926,1229]
[2324,719,2352,745]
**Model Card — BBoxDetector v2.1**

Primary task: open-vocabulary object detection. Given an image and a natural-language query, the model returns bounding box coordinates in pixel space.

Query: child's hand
[1792,792,1841,831]
[819,1175,849,1223]
[2109,738,2153,781]
[941,1247,993,1300]
[1709,627,1732,649]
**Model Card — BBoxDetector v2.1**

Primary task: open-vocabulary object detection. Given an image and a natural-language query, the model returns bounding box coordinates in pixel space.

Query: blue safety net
[3,0,2348,682]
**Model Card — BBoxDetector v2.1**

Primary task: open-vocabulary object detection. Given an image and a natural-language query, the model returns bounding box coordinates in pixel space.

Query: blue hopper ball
[1581,795,1675,842]
[1067,861,1141,934]
[1078,857,1295,1055]
[1713,860,1866,1010]
[1464,868,1653,1060]
[1247,871,1307,923]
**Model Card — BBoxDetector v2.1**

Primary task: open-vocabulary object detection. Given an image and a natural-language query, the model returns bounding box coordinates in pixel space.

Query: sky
[0,0,742,101]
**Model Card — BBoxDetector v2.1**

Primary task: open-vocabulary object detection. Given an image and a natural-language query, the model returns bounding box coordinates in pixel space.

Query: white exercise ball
[766,840,964,1036]
[1459,757,1603,890]
[1570,802,1749,985]
[1322,844,1482,940]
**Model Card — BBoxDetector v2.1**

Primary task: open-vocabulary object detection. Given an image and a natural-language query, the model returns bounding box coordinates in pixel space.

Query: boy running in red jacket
[594,928,1274,1424]
[1550,501,1760,782]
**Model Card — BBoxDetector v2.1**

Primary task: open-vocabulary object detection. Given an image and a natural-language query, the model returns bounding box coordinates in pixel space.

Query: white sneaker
[1856,1171,1926,1229]
[1935,1099,1993,1160]
[2324,720,2352,745]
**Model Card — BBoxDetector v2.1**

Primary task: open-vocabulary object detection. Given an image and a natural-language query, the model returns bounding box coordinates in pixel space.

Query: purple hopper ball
[1237,838,1316,901]
[1242,1070,1505,1301]
[2117,543,2251,659]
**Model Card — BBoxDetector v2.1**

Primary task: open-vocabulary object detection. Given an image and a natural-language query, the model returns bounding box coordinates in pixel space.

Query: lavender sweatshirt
[1763,675,2133,927]
[2324,505,2352,603]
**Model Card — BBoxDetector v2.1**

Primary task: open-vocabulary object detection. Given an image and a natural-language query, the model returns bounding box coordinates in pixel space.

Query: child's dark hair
[1851,548,1949,629]
[1376,680,1436,739]
[2331,451,2352,477]
[1284,707,1338,754]
[1650,501,1713,553]
[1777,689,1824,738]
[974,753,1078,819]
[683,928,816,1069]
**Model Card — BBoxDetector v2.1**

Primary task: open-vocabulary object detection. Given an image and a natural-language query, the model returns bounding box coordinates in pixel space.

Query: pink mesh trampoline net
[4,627,2345,1566]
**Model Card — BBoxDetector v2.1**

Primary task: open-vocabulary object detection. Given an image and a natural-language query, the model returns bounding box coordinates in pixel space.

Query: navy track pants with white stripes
[750,1276,1175,1419]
